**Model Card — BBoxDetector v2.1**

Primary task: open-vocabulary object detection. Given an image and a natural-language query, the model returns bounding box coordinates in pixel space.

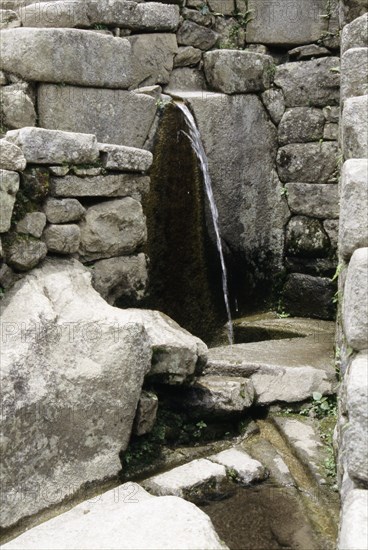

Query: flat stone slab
[3,483,227,550]
[248,439,296,488]
[38,85,157,148]
[205,335,337,404]
[233,313,334,344]
[142,459,227,498]
[5,127,99,165]
[50,174,149,200]
[99,143,153,172]
[209,448,267,485]
[273,417,329,486]
[0,28,132,88]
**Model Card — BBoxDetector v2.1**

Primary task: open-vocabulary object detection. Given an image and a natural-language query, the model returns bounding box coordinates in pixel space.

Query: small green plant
[305,392,337,419]
[280,187,288,197]
[227,467,238,481]
[331,263,343,282]
[193,420,207,439]
[277,310,290,319]
[93,23,108,30]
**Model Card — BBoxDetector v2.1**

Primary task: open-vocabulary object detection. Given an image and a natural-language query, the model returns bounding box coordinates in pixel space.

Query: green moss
[11,168,50,225]
[142,103,225,342]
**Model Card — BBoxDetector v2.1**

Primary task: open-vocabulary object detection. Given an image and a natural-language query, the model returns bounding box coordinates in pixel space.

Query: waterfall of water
[176,101,234,345]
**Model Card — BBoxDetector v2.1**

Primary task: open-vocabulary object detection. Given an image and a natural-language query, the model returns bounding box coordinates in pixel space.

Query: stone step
[204,335,337,405]
[99,143,153,172]
[209,448,267,485]
[232,313,334,344]
[272,416,331,487]
[2,483,227,550]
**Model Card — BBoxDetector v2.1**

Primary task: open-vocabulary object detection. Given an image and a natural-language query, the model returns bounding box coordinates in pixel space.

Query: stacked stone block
[0,127,151,305]
[336,9,368,550]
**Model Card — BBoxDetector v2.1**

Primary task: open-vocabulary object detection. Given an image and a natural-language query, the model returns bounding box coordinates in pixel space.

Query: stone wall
[1,0,342,319]
[335,8,368,550]
[0,128,151,305]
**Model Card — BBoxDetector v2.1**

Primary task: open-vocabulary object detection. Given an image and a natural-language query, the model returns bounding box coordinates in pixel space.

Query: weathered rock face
[174,46,202,67]
[2,483,228,550]
[133,390,159,436]
[5,236,47,271]
[246,0,338,46]
[0,139,26,171]
[183,92,289,308]
[286,216,330,257]
[0,28,133,88]
[43,198,85,224]
[38,85,158,148]
[165,67,208,92]
[341,13,368,53]
[0,169,19,232]
[342,95,368,159]
[0,259,207,527]
[183,375,254,416]
[21,1,180,31]
[5,127,99,165]
[43,223,81,254]
[343,248,368,351]
[99,143,153,172]
[78,198,147,261]
[339,0,368,25]
[344,352,368,485]
[341,47,368,99]
[50,174,149,200]
[209,448,267,485]
[128,33,178,88]
[0,86,36,129]
[277,143,338,183]
[16,211,46,238]
[205,333,337,404]
[285,183,339,219]
[339,160,368,261]
[274,57,340,107]
[339,489,368,550]
[203,51,274,94]
[261,88,285,125]
[278,108,325,145]
[283,273,335,320]
[177,20,219,50]
[91,253,148,305]
[143,459,227,499]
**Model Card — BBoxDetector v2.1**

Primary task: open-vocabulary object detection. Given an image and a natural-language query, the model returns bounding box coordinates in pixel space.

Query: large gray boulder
[339,159,368,261]
[78,198,147,261]
[274,57,340,107]
[0,259,207,527]
[341,48,368,99]
[203,50,274,94]
[6,237,48,271]
[43,223,81,254]
[16,211,46,238]
[343,248,368,351]
[0,169,19,232]
[181,92,288,279]
[43,198,86,223]
[277,142,338,183]
[5,127,99,165]
[2,483,227,550]
[128,33,178,88]
[342,95,368,159]
[38,85,157,148]
[0,28,133,88]
[246,0,338,46]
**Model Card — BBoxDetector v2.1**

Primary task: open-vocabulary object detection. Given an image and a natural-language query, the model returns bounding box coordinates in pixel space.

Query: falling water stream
[176,102,234,344]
